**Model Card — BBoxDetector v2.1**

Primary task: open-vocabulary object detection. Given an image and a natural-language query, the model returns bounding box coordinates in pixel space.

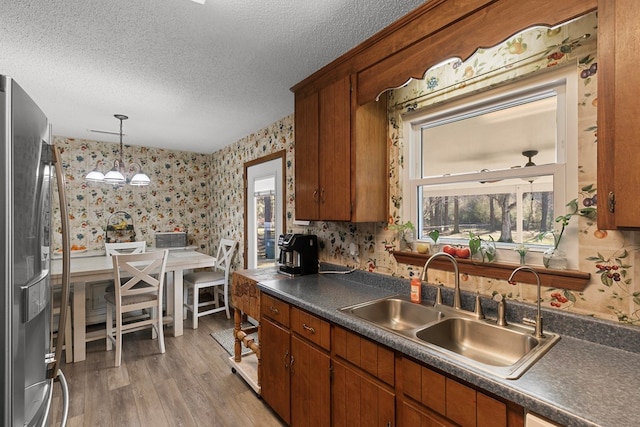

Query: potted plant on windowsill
[539,198,596,269]
[427,229,440,253]
[468,232,497,263]
[389,221,416,251]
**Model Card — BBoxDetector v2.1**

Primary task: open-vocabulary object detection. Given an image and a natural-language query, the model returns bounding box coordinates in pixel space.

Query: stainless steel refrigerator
[1,76,70,426]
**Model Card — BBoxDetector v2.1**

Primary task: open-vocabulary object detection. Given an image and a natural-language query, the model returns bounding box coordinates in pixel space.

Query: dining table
[50,249,217,362]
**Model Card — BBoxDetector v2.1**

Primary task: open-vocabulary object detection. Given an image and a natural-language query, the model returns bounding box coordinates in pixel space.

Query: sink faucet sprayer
[421,252,461,310]
[508,266,544,338]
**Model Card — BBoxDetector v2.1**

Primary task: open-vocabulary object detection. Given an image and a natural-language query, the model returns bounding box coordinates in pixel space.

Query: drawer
[261,293,290,327]
[291,306,331,351]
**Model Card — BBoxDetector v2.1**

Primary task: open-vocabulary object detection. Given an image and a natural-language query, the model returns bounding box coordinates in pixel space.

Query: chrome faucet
[421,252,461,310]
[508,266,544,338]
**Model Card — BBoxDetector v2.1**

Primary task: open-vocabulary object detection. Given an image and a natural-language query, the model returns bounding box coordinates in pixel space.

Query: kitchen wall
[51,117,296,267]
[206,117,296,253]
[52,137,213,254]
[53,13,639,327]
[278,12,637,326]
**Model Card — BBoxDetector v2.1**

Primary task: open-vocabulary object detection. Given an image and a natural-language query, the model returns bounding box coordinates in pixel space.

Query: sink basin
[415,317,538,367]
[340,296,560,379]
[341,297,444,333]
[414,316,559,378]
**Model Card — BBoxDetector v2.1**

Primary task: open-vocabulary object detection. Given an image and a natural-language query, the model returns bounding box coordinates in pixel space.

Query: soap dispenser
[410,277,422,303]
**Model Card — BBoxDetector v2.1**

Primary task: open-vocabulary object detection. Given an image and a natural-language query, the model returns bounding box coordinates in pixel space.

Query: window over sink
[402,65,579,267]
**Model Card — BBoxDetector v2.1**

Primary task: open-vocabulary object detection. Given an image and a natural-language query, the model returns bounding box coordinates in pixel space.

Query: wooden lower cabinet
[332,359,395,427]
[398,357,524,427]
[261,317,291,425]
[261,296,525,427]
[291,335,331,427]
[400,400,455,427]
[261,295,331,426]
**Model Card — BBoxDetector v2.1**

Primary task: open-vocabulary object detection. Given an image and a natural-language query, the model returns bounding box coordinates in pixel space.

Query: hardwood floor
[50,313,285,427]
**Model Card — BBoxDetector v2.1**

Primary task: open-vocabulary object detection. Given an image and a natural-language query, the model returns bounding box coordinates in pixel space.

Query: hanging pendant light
[85,114,151,186]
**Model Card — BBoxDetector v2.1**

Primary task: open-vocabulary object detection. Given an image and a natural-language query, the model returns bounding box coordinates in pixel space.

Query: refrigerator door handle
[39,370,69,427]
[40,379,54,427]
[48,145,71,379]
[56,369,69,426]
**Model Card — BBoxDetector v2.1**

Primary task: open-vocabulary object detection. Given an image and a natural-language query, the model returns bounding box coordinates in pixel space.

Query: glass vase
[399,229,415,251]
[515,245,528,265]
[543,247,567,269]
[473,240,496,263]
[519,252,526,265]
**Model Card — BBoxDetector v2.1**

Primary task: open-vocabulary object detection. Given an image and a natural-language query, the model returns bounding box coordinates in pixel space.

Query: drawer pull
[302,323,316,334]
[269,306,280,314]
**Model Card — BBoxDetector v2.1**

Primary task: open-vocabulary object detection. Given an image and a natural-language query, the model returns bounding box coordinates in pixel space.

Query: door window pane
[254,176,276,266]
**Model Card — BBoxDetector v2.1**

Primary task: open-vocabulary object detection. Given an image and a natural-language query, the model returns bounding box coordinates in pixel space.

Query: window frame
[402,65,579,268]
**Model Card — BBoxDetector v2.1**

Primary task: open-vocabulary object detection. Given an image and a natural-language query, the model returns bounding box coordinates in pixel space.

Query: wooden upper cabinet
[597,0,640,229]
[294,75,388,222]
[294,76,350,221]
[294,90,319,221]
[318,75,351,221]
[292,0,599,224]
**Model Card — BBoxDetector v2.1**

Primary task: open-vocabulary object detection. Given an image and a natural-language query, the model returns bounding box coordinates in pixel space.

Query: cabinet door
[261,317,291,424]
[597,0,640,228]
[445,378,476,427]
[290,335,331,427]
[318,75,351,220]
[294,90,320,220]
[477,392,507,427]
[399,400,454,427]
[332,359,395,427]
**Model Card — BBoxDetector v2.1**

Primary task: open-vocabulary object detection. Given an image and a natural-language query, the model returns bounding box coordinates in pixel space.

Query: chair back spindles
[105,241,146,256]
[105,249,169,366]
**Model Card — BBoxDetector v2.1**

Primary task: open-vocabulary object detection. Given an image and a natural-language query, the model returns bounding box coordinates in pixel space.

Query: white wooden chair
[183,239,237,328]
[105,241,146,256]
[104,250,169,367]
[104,241,147,292]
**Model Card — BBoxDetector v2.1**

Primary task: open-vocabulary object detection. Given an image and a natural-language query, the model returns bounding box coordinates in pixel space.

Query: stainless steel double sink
[339,296,559,379]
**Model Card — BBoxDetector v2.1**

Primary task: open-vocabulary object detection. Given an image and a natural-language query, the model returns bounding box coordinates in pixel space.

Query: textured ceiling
[2,0,427,153]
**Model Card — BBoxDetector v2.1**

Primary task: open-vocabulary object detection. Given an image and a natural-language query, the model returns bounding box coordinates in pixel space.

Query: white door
[246,157,283,269]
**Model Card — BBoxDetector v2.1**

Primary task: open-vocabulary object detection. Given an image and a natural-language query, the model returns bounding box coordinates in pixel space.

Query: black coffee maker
[277,234,319,276]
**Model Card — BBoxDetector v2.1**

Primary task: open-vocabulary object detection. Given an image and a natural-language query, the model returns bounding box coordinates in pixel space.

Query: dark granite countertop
[255,268,640,427]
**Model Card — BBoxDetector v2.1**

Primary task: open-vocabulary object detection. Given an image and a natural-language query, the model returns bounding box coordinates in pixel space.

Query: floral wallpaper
[52,137,213,254]
[53,12,639,327]
[208,117,296,266]
[292,11,639,326]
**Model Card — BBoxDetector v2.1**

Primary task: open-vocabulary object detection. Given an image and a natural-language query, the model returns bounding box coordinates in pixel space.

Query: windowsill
[392,250,590,291]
